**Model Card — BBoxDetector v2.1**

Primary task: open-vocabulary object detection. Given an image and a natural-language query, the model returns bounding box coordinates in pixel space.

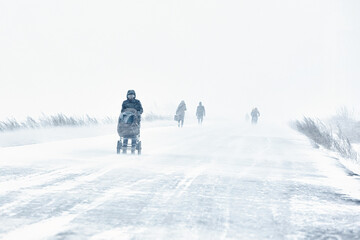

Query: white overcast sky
[0,0,359,120]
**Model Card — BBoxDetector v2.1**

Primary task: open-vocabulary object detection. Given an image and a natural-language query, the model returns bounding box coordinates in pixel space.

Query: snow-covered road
[1,120,360,239]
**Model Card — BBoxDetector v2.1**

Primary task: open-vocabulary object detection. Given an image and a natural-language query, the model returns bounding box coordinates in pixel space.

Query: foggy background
[1,0,359,121]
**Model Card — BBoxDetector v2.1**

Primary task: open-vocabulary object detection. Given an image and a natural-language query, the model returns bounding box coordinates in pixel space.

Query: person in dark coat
[175,100,187,127]
[120,90,143,151]
[196,102,205,124]
[251,107,260,124]
[121,90,143,115]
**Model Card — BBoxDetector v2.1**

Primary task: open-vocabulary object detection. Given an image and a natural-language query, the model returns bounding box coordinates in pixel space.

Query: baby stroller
[116,108,142,154]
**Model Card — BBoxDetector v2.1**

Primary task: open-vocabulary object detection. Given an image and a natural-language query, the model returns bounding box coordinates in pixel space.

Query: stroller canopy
[117,108,140,137]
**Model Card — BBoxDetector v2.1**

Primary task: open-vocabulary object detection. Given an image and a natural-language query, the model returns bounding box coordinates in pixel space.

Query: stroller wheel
[122,146,127,154]
[116,140,121,154]
[137,141,142,155]
[131,138,136,154]
[122,139,128,154]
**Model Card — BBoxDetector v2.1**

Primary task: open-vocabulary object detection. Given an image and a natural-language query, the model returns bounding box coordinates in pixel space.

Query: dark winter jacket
[121,90,143,114]
[196,105,205,117]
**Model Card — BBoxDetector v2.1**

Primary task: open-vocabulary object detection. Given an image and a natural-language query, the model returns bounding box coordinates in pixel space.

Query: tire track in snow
[217,136,272,239]
[169,165,206,200]
[114,128,273,239]
[104,163,207,239]
[0,167,113,216]
[0,175,163,240]
[0,168,74,195]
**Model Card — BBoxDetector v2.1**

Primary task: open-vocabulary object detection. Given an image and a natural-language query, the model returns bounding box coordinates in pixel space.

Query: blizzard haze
[1,0,359,120]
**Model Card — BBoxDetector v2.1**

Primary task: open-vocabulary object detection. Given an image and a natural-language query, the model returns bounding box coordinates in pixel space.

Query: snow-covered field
[1,120,360,240]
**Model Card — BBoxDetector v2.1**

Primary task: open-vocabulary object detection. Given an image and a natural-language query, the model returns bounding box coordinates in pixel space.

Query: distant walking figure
[175,100,187,127]
[251,107,260,124]
[196,102,206,124]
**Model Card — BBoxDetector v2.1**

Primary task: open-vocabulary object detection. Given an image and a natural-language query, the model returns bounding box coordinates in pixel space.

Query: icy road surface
[1,120,360,240]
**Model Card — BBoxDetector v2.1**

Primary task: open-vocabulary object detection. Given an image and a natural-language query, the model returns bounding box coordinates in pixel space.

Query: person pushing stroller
[121,90,143,115]
[117,90,143,154]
